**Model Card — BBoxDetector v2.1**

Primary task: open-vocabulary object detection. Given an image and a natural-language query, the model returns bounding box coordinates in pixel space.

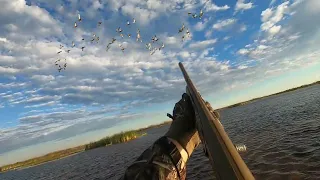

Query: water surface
[1,85,319,180]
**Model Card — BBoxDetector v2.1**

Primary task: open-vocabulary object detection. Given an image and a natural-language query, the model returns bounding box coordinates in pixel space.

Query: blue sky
[0,0,320,165]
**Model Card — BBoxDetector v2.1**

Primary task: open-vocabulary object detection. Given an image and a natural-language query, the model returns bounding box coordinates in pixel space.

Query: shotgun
[178,62,254,180]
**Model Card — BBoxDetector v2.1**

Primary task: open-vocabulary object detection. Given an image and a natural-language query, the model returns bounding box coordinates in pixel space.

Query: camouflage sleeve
[120,136,187,180]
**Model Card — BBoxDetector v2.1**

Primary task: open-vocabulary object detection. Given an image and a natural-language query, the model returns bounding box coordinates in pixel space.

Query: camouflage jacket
[120,136,187,180]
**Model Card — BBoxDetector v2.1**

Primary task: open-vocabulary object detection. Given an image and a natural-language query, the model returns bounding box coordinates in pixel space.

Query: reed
[0,121,171,173]
[85,130,144,150]
[0,145,85,172]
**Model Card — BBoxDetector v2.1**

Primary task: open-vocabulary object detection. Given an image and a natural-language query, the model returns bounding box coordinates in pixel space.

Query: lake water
[1,84,319,180]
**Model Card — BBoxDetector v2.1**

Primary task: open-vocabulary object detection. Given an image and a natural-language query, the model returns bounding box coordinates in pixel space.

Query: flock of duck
[55,7,205,72]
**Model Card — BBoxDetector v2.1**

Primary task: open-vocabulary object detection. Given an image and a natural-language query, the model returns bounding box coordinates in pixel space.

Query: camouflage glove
[165,93,200,157]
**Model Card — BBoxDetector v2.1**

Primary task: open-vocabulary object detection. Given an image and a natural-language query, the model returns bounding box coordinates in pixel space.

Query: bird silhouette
[159,43,165,50]
[179,24,185,33]
[55,59,61,65]
[186,29,190,37]
[150,48,157,55]
[136,29,142,42]
[199,9,204,19]
[146,43,152,50]
[151,35,159,43]
[118,44,125,52]
[182,35,185,41]
[116,27,122,33]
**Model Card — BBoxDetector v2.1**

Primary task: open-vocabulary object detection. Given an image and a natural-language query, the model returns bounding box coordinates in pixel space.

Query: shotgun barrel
[179,62,254,180]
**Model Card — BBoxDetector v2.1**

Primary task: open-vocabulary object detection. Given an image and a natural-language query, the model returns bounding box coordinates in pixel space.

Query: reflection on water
[0,85,319,180]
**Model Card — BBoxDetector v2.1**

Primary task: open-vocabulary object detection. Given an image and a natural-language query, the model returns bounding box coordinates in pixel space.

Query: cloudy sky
[0,0,319,166]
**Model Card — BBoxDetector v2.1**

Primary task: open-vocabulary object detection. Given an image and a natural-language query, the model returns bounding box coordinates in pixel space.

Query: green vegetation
[0,145,85,173]
[2,80,317,172]
[84,121,172,150]
[0,121,173,173]
[85,130,144,150]
[0,128,149,173]
[137,120,171,132]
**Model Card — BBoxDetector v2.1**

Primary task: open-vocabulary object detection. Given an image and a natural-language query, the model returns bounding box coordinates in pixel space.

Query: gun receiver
[179,62,254,180]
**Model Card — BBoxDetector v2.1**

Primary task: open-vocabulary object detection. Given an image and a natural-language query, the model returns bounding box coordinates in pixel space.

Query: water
[1,85,319,180]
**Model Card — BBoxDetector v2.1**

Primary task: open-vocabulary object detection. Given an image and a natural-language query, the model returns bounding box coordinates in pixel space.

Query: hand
[165,93,200,156]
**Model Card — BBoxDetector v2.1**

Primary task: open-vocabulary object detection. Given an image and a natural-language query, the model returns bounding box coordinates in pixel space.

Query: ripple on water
[0,85,319,180]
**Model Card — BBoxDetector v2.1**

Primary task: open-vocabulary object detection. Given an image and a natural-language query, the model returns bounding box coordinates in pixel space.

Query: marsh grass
[0,121,171,173]
[0,145,85,172]
[85,130,144,150]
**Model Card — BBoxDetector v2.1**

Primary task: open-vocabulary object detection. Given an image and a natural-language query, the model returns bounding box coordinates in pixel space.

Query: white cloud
[261,8,273,22]
[0,66,19,74]
[238,65,248,69]
[0,0,320,167]
[121,3,158,25]
[239,24,247,32]
[0,82,28,89]
[257,45,269,50]
[194,19,208,31]
[205,30,213,38]
[268,25,281,36]
[106,0,201,25]
[235,0,254,12]
[179,51,191,58]
[165,36,178,45]
[188,39,217,49]
[0,37,8,43]
[12,95,58,106]
[224,44,232,51]
[24,101,57,108]
[260,1,290,37]
[237,48,250,55]
[270,0,277,6]
[237,0,320,66]
[212,18,236,30]
[92,0,103,10]
[223,36,231,41]
[0,0,63,38]
[199,47,214,58]
[203,0,230,12]
[5,24,18,32]
[31,75,55,83]
[270,1,289,23]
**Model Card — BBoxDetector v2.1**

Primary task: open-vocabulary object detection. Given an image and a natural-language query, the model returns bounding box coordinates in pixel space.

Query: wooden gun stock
[179,62,254,180]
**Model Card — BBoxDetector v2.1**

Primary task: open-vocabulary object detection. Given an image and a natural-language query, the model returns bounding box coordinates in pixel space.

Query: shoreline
[218,81,319,110]
[1,81,318,173]
[14,151,82,172]
[0,121,170,173]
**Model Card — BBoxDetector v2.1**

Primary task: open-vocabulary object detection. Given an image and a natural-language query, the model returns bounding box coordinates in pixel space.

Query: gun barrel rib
[179,62,254,180]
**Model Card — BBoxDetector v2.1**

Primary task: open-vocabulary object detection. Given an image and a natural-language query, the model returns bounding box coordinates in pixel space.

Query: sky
[0,0,320,166]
